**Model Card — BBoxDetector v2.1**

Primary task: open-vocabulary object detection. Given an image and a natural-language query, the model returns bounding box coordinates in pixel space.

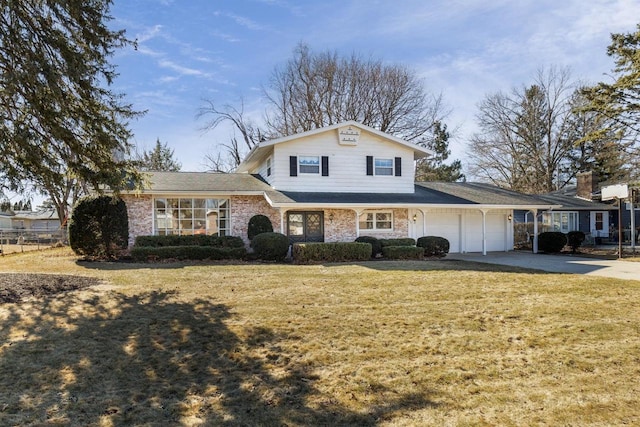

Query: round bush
[417,236,450,258]
[538,231,567,253]
[247,214,274,240]
[68,195,129,258]
[355,236,382,257]
[250,232,290,261]
[567,231,586,253]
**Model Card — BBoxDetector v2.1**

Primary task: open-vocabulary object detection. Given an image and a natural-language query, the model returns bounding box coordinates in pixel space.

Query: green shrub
[68,195,129,258]
[381,245,424,260]
[567,231,586,253]
[250,232,290,261]
[293,242,372,263]
[379,238,416,247]
[355,236,382,257]
[247,214,274,240]
[134,234,244,248]
[538,232,567,253]
[130,246,246,262]
[417,236,450,258]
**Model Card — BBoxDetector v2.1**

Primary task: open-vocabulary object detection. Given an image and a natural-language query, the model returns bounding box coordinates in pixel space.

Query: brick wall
[122,194,153,247]
[324,209,357,242]
[231,195,282,245]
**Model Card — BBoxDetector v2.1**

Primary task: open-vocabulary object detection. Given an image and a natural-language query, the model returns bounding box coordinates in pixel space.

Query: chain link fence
[0,229,68,255]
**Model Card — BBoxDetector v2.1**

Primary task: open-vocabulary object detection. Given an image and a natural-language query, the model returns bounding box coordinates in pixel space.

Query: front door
[287,211,324,243]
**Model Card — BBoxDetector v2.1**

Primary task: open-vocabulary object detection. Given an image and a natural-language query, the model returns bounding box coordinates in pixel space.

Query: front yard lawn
[1,248,639,426]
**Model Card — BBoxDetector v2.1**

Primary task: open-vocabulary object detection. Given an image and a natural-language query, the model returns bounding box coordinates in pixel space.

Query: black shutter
[395,157,402,176]
[290,156,297,176]
[321,156,329,176]
[366,156,373,176]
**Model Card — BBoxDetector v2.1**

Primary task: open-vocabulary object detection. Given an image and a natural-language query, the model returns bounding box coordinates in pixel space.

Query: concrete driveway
[446,251,640,282]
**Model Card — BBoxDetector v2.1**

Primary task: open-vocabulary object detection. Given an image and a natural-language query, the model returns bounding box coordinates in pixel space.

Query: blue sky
[109,0,640,174]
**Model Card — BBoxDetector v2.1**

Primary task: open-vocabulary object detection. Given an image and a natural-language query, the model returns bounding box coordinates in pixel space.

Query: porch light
[413,214,417,222]
[328,213,334,223]
[508,214,513,221]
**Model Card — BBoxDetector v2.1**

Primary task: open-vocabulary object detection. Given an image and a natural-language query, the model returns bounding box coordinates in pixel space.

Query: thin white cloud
[213,11,270,31]
[158,59,211,77]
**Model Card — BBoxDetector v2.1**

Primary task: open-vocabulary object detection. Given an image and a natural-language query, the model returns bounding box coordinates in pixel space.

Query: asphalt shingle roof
[143,171,273,193]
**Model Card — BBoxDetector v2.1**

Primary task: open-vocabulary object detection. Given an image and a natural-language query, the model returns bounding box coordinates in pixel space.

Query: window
[154,198,230,236]
[374,158,393,176]
[595,212,604,230]
[266,157,272,177]
[359,211,393,231]
[299,156,320,174]
[542,211,578,233]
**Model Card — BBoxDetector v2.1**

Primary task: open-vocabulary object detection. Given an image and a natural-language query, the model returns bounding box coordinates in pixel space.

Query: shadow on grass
[0,290,438,425]
[329,259,553,275]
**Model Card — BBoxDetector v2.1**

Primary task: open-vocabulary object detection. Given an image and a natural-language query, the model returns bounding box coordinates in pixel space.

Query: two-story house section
[236,121,429,194]
[121,121,559,254]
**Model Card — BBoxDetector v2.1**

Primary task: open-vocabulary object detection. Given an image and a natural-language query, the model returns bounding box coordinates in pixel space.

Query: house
[0,209,60,232]
[122,121,560,254]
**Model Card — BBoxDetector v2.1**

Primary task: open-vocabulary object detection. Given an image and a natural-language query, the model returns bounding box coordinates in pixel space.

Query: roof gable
[236,121,432,173]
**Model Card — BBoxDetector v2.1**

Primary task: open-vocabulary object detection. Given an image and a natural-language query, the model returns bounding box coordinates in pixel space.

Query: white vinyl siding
[269,130,415,193]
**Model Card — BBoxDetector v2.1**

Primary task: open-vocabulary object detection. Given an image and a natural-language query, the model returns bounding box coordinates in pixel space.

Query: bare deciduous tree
[469,67,588,194]
[200,44,456,173]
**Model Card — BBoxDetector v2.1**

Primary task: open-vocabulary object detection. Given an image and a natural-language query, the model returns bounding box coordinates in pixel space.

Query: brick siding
[122,194,153,247]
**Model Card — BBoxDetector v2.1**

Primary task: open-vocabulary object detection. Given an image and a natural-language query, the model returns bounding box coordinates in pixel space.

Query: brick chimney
[576,171,598,200]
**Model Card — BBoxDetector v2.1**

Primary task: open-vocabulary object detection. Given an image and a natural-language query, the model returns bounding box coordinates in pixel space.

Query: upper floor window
[299,156,320,174]
[366,156,402,176]
[375,158,393,176]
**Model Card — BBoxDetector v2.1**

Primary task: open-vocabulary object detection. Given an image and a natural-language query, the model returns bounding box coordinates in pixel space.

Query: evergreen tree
[415,122,464,182]
[137,139,182,172]
[580,24,640,180]
[0,0,143,222]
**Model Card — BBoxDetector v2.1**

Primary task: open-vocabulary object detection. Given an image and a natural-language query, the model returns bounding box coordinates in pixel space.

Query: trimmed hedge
[379,238,416,247]
[69,195,129,258]
[247,214,274,240]
[538,231,567,253]
[567,231,586,253]
[131,246,246,262]
[134,234,244,248]
[293,242,372,263]
[355,236,382,257]
[251,232,290,261]
[381,245,424,260]
[417,236,450,258]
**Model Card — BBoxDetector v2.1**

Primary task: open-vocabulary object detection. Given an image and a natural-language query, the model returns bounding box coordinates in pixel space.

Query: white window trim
[298,156,320,174]
[359,210,394,231]
[374,157,394,176]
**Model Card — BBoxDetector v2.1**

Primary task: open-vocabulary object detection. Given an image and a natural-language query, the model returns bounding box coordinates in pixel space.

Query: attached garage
[425,210,462,253]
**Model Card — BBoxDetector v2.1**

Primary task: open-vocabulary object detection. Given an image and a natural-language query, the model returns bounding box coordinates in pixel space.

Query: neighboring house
[0,210,13,230]
[10,209,61,231]
[122,121,559,254]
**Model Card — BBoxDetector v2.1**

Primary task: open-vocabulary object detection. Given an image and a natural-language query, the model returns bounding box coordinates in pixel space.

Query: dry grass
[1,248,639,426]
[0,243,55,255]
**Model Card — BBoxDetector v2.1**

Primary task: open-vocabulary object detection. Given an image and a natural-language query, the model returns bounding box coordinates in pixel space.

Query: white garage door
[466,212,507,252]
[427,213,461,253]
